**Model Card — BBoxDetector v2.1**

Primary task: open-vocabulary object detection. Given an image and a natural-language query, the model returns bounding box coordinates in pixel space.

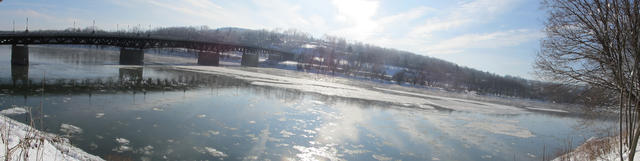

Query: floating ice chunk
[95,113,105,118]
[152,107,164,111]
[89,142,99,150]
[193,146,228,158]
[312,100,325,105]
[115,138,130,145]
[0,106,28,115]
[205,147,227,158]
[197,114,206,118]
[113,145,132,153]
[464,122,534,138]
[372,154,392,161]
[137,145,154,155]
[280,130,295,138]
[208,130,220,135]
[60,123,83,135]
[249,120,256,124]
[481,155,493,159]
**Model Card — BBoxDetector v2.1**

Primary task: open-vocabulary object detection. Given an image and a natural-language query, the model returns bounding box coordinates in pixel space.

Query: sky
[0,0,546,80]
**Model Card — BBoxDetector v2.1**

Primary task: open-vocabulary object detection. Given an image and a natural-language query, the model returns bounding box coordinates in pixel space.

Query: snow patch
[0,115,103,161]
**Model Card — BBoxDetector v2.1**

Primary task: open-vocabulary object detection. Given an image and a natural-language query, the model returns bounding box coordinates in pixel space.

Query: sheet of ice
[464,122,534,138]
[0,115,103,161]
[176,66,530,114]
[372,154,392,161]
[0,106,28,115]
[524,106,569,113]
[373,87,530,114]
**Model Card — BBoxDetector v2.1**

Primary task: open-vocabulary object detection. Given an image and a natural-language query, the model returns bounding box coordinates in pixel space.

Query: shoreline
[0,114,103,161]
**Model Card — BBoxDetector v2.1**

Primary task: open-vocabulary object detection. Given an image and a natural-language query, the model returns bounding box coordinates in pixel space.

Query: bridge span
[0,32,292,66]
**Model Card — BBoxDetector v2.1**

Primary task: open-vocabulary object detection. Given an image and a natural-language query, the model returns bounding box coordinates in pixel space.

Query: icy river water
[0,46,615,161]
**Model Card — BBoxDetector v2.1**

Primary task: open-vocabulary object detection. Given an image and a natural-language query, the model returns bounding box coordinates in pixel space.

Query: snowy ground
[553,135,640,161]
[0,107,103,161]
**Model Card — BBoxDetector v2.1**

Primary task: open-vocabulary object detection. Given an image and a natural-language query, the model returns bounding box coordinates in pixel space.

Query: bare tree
[537,0,640,160]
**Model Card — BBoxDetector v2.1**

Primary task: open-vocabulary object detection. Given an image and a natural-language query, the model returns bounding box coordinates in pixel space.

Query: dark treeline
[12,26,608,105]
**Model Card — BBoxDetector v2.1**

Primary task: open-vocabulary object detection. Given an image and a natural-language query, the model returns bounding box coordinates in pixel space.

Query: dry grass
[554,134,618,161]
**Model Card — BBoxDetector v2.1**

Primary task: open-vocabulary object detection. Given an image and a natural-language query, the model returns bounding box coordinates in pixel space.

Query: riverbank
[0,113,103,161]
[553,135,640,161]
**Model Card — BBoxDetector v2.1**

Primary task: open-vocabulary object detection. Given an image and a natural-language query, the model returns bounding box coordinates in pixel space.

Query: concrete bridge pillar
[11,65,29,86]
[197,51,220,66]
[241,53,259,67]
[11,45,29,66]
[120,48,144,65]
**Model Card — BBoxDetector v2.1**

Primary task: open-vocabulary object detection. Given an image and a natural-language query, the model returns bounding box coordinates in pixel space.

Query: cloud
[329,0,431,42]
[424,29,543,55]
[409,0,518,37]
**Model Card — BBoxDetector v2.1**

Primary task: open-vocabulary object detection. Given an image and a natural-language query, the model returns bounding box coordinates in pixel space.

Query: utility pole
[92,20,95,34]
[25,17,28,32]
[12,19,15,33]
[73,21,76,31]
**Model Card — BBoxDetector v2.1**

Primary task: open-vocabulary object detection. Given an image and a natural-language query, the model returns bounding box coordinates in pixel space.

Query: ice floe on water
[115,137,130,144]
[372,154,392,161]
[60,123,83,135]
[136,145,154,155]
[193,146,228,158]
[523,106,569,113]
[95,113,105,118]
[292,145,341,161]
[465,122,535,138]
[176,66,531,114]
[280,130,295,138]
[0,106,29,115]
[113,137,132,153]
[152,107,164,111]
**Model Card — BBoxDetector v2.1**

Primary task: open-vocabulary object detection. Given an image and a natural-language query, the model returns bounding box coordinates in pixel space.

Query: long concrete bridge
[0,32,292,66]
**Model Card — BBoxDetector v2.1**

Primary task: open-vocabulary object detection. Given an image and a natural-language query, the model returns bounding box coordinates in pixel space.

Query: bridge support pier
[197,51,219,66]
[120,48,144,65]
[241,53,259,67]
[11,45,29,66]
[11,65,29,86]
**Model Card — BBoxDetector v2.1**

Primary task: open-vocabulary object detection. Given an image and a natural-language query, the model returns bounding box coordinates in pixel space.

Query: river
[0,46,615,161]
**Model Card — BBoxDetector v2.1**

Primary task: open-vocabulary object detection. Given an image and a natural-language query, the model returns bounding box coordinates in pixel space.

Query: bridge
[0,32,293,66]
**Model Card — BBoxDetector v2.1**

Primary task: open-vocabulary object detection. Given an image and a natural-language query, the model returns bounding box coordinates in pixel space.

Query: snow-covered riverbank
[0,113,103,161]
[553,135,640,161]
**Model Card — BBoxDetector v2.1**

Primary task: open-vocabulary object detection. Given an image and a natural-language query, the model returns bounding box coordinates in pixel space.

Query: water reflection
[11,65,29,86]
